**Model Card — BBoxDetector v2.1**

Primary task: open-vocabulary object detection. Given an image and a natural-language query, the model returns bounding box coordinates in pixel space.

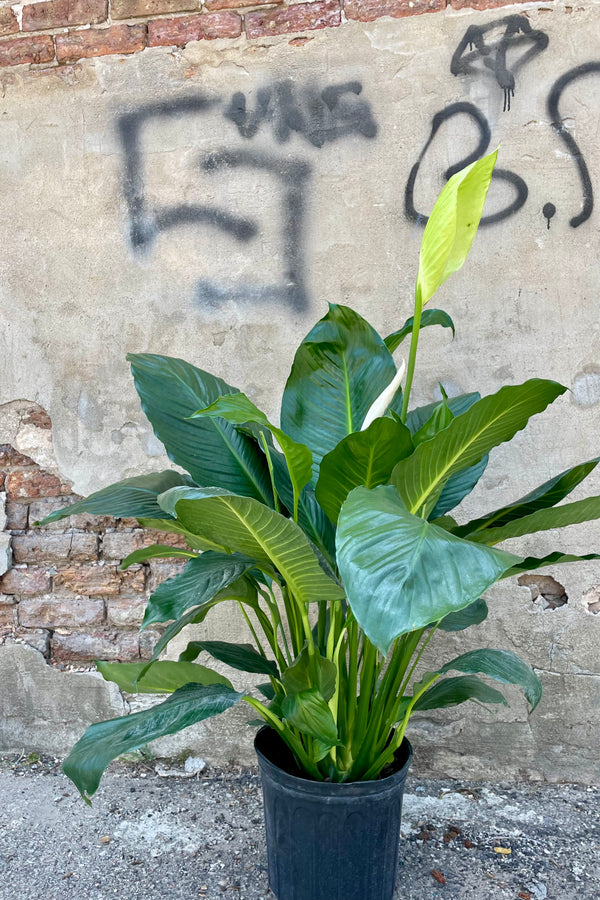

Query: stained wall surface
[1,0,600,781]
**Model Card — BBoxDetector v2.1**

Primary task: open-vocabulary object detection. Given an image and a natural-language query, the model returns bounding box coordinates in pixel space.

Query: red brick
[148,558,188,592]
[0,35,55,67]
[52,630,140,661]
[148,10,241,47]
[6,470,71,500]
[344,0,443,22]
[121,565,146,593]
[5,502,28,531]
[0,596,16,625]
[101,530,148,562]
[0,567,51,595]
[205,0,268,9]
[53,564,122,597]
[22,408,52,429]
[106,596,147,627]
[245,0,339,38]
[19,596,105,627]
[22,0,107,31]
[112,0,199,19]
[56,24,146,64]
[451,0,529,7]
[0,445,36,468]
[28,497,112,531]
[0,8,19,37]
[12,532,98,564]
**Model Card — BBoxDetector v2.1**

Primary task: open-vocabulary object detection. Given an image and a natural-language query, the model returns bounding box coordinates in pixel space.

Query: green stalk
[258,431,280,513]
[243,697,321,779]
[400,286,423,423]
[398,622,439,699]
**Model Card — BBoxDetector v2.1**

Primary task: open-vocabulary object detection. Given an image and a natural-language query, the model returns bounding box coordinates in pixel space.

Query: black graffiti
[404,103,528,227]
[547,62,600,228]
[224,80,377,148]
[451,16,549,112]
[195,150,311,311]
[543,202,556,230]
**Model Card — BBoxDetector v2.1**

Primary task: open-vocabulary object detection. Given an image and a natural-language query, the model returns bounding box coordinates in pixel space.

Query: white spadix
[361,359,406,431]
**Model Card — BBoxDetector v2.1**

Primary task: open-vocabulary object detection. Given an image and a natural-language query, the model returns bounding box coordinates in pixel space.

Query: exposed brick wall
[0,408,187,666]
[0,0,549,69]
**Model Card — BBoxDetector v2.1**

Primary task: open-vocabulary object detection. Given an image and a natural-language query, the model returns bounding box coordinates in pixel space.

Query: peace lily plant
[43,151,600,802]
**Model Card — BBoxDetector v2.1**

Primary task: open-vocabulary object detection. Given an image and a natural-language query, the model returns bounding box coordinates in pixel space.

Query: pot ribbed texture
[255,727,412,900]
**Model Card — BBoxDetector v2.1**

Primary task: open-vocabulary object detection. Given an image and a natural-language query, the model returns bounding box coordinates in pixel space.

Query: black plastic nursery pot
[254,727,413,900]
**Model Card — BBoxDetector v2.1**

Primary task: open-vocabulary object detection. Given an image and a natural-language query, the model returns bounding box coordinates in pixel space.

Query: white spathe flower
[361,360,406,431]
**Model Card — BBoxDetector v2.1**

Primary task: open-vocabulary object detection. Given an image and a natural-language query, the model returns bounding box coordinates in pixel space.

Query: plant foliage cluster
[44,152,600,802]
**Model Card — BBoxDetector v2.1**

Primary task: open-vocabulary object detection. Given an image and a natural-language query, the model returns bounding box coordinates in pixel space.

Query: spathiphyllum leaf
[417,150,497,307]
[271,451,336,564]
[468,495,600,546]
[35,471,192,527]
[282,688,338,748]
[504,551,600,577]
[190,392,312,519]
[437,598,488,631]
[282,646,337,702]
[127,354,272,504]
[413,675,508,712]
[392,380,566,517]
[384,309,455,354]
[315,417,413,524]
[336,485,520,654]
[121,545,198,570]
[158,486,345,606]
[63,683,244,802]
[178,640,279,678]
[96,660,233,694]
[439,649,542,709]
[280,304,396,476]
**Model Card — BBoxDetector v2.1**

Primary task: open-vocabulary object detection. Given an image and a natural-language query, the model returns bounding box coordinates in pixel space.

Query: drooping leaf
[413,675,508,711]
[384,309,455,354]
[315,417,413,524]
[95,660,232,694]
[136,518,223,553]
[392,380,566,517]
[281,646,337,702]
[35,471,192,527]
[190,392,312,520]
[417,150,497,307]
[148,575,258,663]
[454,457,600,539]
[437,598,488,632]
[503,550,600,577]
[121,545,198,570]
[142,551,257,629]
[467,495,600,546]
[63,683,244,802]
[280,305,396,475]
[179,640,279,677]
[158,486,345,606]
[127,353,272,504]
[282,688,338,748]
[336,485,520,654]
[439,649,542,709]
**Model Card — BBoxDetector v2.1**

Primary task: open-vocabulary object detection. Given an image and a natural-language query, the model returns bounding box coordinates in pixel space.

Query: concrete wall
[1,0,600,781]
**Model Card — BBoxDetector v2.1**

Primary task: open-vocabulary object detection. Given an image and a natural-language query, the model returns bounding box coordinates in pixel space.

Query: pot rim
[254,726,413,798]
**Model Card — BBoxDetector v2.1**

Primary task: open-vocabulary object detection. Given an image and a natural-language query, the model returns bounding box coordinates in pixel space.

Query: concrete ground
[1,753,598,900]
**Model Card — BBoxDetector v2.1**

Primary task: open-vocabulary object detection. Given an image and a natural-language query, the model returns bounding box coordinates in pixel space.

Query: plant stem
[400,287,422,423]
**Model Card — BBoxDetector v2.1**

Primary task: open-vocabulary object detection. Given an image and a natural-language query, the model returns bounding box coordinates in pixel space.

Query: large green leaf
[384,309,455,354]
[128,354,272,504]
[315,417,413,524]
[454,458,600,539]
[392,380,566,517]
[468,495,600,546]
[417,150,497,307]
[35,471,191,527]
[437,598,488,632]
[405,392,481,434]
[142,551,257,629]
[504,550,600,577]
[63,682,244,802]
[190,392,312,520]
[282,688,338,748]
[439,649,542,709]
[179,640,279,677]
[336,485,520,654]
[271,451,336,564]
[413,675,508,712]
[96,660,232,694]
[281,646,337,702]
[280,305,397,475]
[158,486,345,605]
